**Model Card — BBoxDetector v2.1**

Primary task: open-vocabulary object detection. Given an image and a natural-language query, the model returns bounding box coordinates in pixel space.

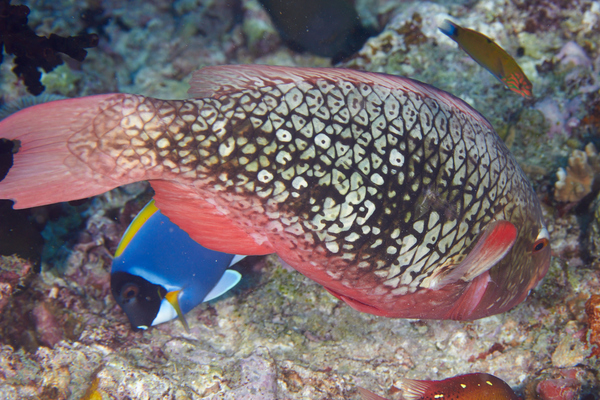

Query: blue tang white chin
[111,200,245,331]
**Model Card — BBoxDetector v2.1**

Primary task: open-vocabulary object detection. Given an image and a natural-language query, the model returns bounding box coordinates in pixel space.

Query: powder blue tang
[111,200,243,330]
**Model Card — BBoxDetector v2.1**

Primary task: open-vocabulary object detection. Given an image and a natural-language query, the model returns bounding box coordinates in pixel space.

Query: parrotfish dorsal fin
[188,65,496,125]
[204,270,242,302]
[151,180,274,255]
[429,220,517,289]
[165,290,189,332]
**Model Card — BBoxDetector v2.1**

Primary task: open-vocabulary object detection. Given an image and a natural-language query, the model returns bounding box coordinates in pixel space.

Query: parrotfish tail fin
[0,94,149,209]
[429,220,517,289]
[356,387,390,400]
[151,180,275,255]
[438,19,458,38]
[165,290,190,332]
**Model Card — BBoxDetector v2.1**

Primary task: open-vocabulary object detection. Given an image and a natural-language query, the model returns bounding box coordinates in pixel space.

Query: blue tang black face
[111,271,167,331]
[110,200,243,331]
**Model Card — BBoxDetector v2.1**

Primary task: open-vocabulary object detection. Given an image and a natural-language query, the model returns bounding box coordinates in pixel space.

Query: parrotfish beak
[154,289,190,332]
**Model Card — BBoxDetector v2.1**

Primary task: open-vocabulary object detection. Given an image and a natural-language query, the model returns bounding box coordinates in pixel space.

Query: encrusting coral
[585,294,600,358]
[554,143,600,203]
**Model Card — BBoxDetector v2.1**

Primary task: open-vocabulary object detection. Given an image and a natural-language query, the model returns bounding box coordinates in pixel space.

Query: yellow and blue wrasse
[358,373,519,400]
[111,200,244,331]
[439,20,533,98]
[0,65,550,320]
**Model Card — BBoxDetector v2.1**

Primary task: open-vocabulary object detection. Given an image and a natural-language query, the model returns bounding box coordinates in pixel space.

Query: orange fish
[358,373,519,400]
[439,20,533,98]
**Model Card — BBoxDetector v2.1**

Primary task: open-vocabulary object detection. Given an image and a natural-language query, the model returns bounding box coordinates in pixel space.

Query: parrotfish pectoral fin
[0,94,138,209]
[429,220,517,289]
[151,180,274,255]
[165,290,189,332]
[445,271,492,320]
[356,387,390,400]
[204,270,242,302]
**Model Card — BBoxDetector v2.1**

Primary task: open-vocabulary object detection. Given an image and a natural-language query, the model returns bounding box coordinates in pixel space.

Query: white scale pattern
[80,78,533,292]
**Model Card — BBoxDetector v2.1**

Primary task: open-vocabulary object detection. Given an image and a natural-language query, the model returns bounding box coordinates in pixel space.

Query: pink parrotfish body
[0,65,550,320]
[358,373,520,400]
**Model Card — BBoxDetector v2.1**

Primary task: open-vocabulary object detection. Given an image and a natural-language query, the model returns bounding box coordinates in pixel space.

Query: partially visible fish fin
[188,65,495,126]
[396,378,432,400]
[445,271,491,320]
[429,220,517,289]
[0,94,67,121]
[165,290,190,332]
[356,387,390,400]
[151,180,274,255]
[325,287,385,316]
[0,94,142,209]
[204,270,242,302]
[438,19,458,38]
[229,255,247,267]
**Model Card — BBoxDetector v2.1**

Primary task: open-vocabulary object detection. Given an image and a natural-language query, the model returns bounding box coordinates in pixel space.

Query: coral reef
[586,294,600,358]
[0,0,98,95]
[0,0,600,399]
[555,143,600,203]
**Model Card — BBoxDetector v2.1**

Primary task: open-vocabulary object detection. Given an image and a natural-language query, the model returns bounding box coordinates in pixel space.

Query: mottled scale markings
[82,76,510,296]
[0,65,550,320]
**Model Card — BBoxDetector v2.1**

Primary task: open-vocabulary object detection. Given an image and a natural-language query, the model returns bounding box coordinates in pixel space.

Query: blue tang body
[111,200,243,330]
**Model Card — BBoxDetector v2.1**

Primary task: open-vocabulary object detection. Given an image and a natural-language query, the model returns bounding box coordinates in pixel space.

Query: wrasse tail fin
[356,387,390,400]
[151,180,274,255]
[0,94,137,209]
[429,220,517,289]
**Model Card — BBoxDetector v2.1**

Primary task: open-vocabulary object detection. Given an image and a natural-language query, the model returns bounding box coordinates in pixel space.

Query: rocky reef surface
[0,0,599,399]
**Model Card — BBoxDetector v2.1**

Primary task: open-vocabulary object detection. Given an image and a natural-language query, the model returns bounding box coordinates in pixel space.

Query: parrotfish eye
[532,227,550,253]
[122,283,140,299]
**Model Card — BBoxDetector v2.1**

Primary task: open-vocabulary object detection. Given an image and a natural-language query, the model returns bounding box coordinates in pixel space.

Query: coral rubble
[555,143,600,203]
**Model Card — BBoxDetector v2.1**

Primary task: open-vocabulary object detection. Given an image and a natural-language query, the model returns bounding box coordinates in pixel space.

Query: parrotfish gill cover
[0,65,550,320]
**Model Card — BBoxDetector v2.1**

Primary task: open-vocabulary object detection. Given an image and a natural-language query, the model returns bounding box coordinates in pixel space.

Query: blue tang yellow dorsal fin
[114,199,159,257]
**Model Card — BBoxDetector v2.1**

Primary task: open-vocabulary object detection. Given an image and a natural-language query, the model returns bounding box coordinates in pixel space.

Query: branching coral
[554,143,600,203]
[0,0,98,95]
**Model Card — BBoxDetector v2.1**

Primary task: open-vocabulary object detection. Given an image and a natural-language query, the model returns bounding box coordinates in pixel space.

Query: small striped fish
[0,65,550,320]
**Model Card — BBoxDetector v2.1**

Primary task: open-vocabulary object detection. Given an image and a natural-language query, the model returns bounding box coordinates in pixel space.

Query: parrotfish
[0,64,550,320]
[112,200,243,331]
[439,20,533,98]
[358,373,519,400]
